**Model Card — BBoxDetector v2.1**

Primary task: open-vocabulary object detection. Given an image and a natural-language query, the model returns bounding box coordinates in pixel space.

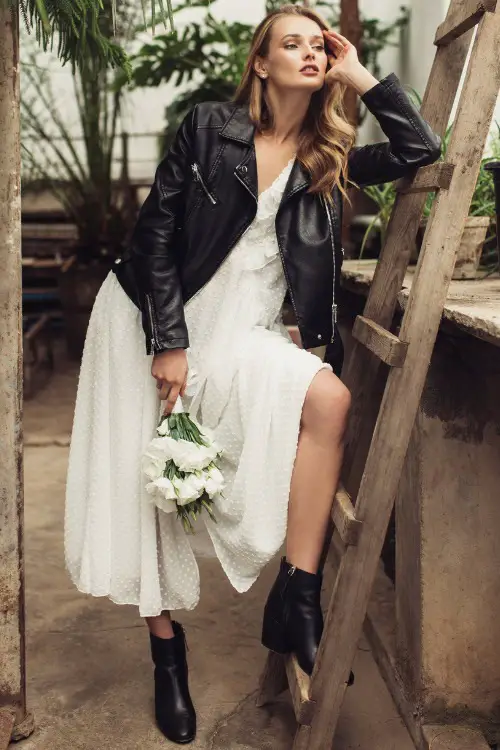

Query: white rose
[149,436,180,460]
[153,476,178,500]
[141,444,166,481]
[173,474,205,506]
[145,481,177,514]
[175,440,218,472]
[204,465,225,498]
[148,435,219,472]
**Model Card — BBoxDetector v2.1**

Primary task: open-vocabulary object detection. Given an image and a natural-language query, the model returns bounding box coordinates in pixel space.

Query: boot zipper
[191,163,217,205]
[145,292,160,352]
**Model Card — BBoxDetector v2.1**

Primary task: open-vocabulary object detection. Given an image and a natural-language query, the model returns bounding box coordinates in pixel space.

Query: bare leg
[146,610,175,639]
[286,369,351,574]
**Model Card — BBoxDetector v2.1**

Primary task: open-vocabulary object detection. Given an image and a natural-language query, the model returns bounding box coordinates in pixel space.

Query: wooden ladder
[257,2,500,748]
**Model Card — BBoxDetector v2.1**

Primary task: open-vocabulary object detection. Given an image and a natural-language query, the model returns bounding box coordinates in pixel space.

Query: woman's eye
[285,43,298,49]
[315,45,325,51]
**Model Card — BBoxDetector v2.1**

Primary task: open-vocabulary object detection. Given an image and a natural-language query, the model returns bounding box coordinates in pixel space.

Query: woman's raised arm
[348,73,442,188]
[323,29,441,189]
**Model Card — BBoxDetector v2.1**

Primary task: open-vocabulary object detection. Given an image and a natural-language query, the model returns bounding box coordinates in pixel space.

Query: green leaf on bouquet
[201,498,217,523]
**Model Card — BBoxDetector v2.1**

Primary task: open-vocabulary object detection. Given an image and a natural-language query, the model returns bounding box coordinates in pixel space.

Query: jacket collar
[220,103,310,201]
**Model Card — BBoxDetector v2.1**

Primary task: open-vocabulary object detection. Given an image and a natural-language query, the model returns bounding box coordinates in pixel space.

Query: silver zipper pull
[288,565,297,576]
[191,163,200,181]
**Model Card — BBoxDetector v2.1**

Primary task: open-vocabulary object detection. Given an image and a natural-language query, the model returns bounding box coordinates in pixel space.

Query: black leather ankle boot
[262,557,323,675]
[262,557,355,685]
[149,622,196,744]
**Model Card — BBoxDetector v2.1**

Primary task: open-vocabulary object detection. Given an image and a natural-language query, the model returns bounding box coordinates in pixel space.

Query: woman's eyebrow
[281,33,325,41]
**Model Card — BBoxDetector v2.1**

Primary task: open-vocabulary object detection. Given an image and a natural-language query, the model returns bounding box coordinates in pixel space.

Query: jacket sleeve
[348,73,442,189]
[130,106,198,355]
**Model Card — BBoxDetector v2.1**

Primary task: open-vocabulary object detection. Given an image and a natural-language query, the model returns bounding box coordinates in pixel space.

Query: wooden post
[339,0,362,256]
[0,4,33,744]
[340,0,362,127]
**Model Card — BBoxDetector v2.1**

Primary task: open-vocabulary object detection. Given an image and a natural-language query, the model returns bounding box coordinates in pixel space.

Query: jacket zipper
[322,195,337,343]
[145,292,160,352]
[191,163,217,205]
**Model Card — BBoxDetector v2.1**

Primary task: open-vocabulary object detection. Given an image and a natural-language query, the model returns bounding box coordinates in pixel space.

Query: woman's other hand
[323,30,378,95]
[152,349,189,415]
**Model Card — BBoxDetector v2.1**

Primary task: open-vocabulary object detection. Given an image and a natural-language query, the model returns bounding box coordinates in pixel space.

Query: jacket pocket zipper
[191,163,217,205]
[145,293,160,352]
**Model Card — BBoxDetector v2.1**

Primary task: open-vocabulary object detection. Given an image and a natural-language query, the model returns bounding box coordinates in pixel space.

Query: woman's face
[255,15,329,94]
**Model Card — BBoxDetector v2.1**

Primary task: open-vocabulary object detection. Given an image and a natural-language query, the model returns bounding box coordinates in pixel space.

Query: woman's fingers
[325,29,351,47]
[323,32,345,57]
[157,380,171,401]
[164,384,181,415]
[180,373,188,398]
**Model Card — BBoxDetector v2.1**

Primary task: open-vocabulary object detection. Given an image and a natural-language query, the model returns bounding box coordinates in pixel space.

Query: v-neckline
[257,157,295,200]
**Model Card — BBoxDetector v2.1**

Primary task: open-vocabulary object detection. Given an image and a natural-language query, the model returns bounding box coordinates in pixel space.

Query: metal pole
[0,4,33,744]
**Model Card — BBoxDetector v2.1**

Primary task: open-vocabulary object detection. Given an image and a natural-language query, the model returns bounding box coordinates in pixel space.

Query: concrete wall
[396,332,500,743]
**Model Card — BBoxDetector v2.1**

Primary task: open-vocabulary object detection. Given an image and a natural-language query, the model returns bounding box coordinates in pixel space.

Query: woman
[65,3,441,745]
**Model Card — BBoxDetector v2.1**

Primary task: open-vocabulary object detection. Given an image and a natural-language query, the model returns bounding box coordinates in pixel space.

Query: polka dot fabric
[64,159,332,616]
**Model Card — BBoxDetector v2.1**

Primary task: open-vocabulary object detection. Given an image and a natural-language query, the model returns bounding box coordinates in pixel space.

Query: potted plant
[21,1,140,359]
[361,119,500,278]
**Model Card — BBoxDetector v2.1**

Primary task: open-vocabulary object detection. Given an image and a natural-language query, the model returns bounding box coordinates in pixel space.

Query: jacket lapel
[220,103,311,202]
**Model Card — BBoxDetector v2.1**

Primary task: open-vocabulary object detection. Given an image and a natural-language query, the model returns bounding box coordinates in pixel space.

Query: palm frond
[15,0,175,69]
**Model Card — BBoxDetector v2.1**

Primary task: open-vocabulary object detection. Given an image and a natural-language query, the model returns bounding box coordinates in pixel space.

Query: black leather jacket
[113,72,441,355]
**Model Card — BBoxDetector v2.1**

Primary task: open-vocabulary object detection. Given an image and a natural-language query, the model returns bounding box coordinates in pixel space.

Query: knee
[302,371,351,435]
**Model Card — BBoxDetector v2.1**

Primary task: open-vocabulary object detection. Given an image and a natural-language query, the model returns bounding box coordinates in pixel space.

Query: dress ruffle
[241,158,295,272]
[186,157,296,405]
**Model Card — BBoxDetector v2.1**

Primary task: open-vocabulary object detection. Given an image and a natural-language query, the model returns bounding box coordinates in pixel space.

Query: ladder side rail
[341,30,474,499]
[304,11,500,750]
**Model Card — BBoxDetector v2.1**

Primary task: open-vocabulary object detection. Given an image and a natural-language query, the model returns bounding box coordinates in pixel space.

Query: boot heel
[261,611,290,654]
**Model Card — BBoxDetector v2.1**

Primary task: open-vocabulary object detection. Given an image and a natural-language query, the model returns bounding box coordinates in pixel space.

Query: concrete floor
[16,347,415,750]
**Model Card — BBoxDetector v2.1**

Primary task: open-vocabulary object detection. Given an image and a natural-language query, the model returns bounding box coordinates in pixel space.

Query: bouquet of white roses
[142,412,225,534]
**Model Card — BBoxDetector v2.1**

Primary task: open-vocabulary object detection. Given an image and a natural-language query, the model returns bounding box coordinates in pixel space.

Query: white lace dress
[65,159,332,616]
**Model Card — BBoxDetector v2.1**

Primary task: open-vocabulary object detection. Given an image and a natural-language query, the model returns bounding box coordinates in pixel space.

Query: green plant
[132,0,409,154]
[14,0,176,70]
[20,0,144,264]
[361,121,500,262]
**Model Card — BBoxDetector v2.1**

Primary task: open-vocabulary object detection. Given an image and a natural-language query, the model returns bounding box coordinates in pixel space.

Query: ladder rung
[332,484,363,546]
[286,655,315,725]
[352,316,408,368]
[396,163,455,194]
[434,0,497,46]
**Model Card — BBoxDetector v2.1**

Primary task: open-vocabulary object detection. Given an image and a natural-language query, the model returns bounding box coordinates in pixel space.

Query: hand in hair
[323,29,378,96]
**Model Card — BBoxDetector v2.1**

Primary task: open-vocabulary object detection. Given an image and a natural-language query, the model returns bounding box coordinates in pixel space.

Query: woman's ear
[254,57,268,80]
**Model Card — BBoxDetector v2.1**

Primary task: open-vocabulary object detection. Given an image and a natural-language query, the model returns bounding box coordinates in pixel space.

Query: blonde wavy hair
[234,4,356,202]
